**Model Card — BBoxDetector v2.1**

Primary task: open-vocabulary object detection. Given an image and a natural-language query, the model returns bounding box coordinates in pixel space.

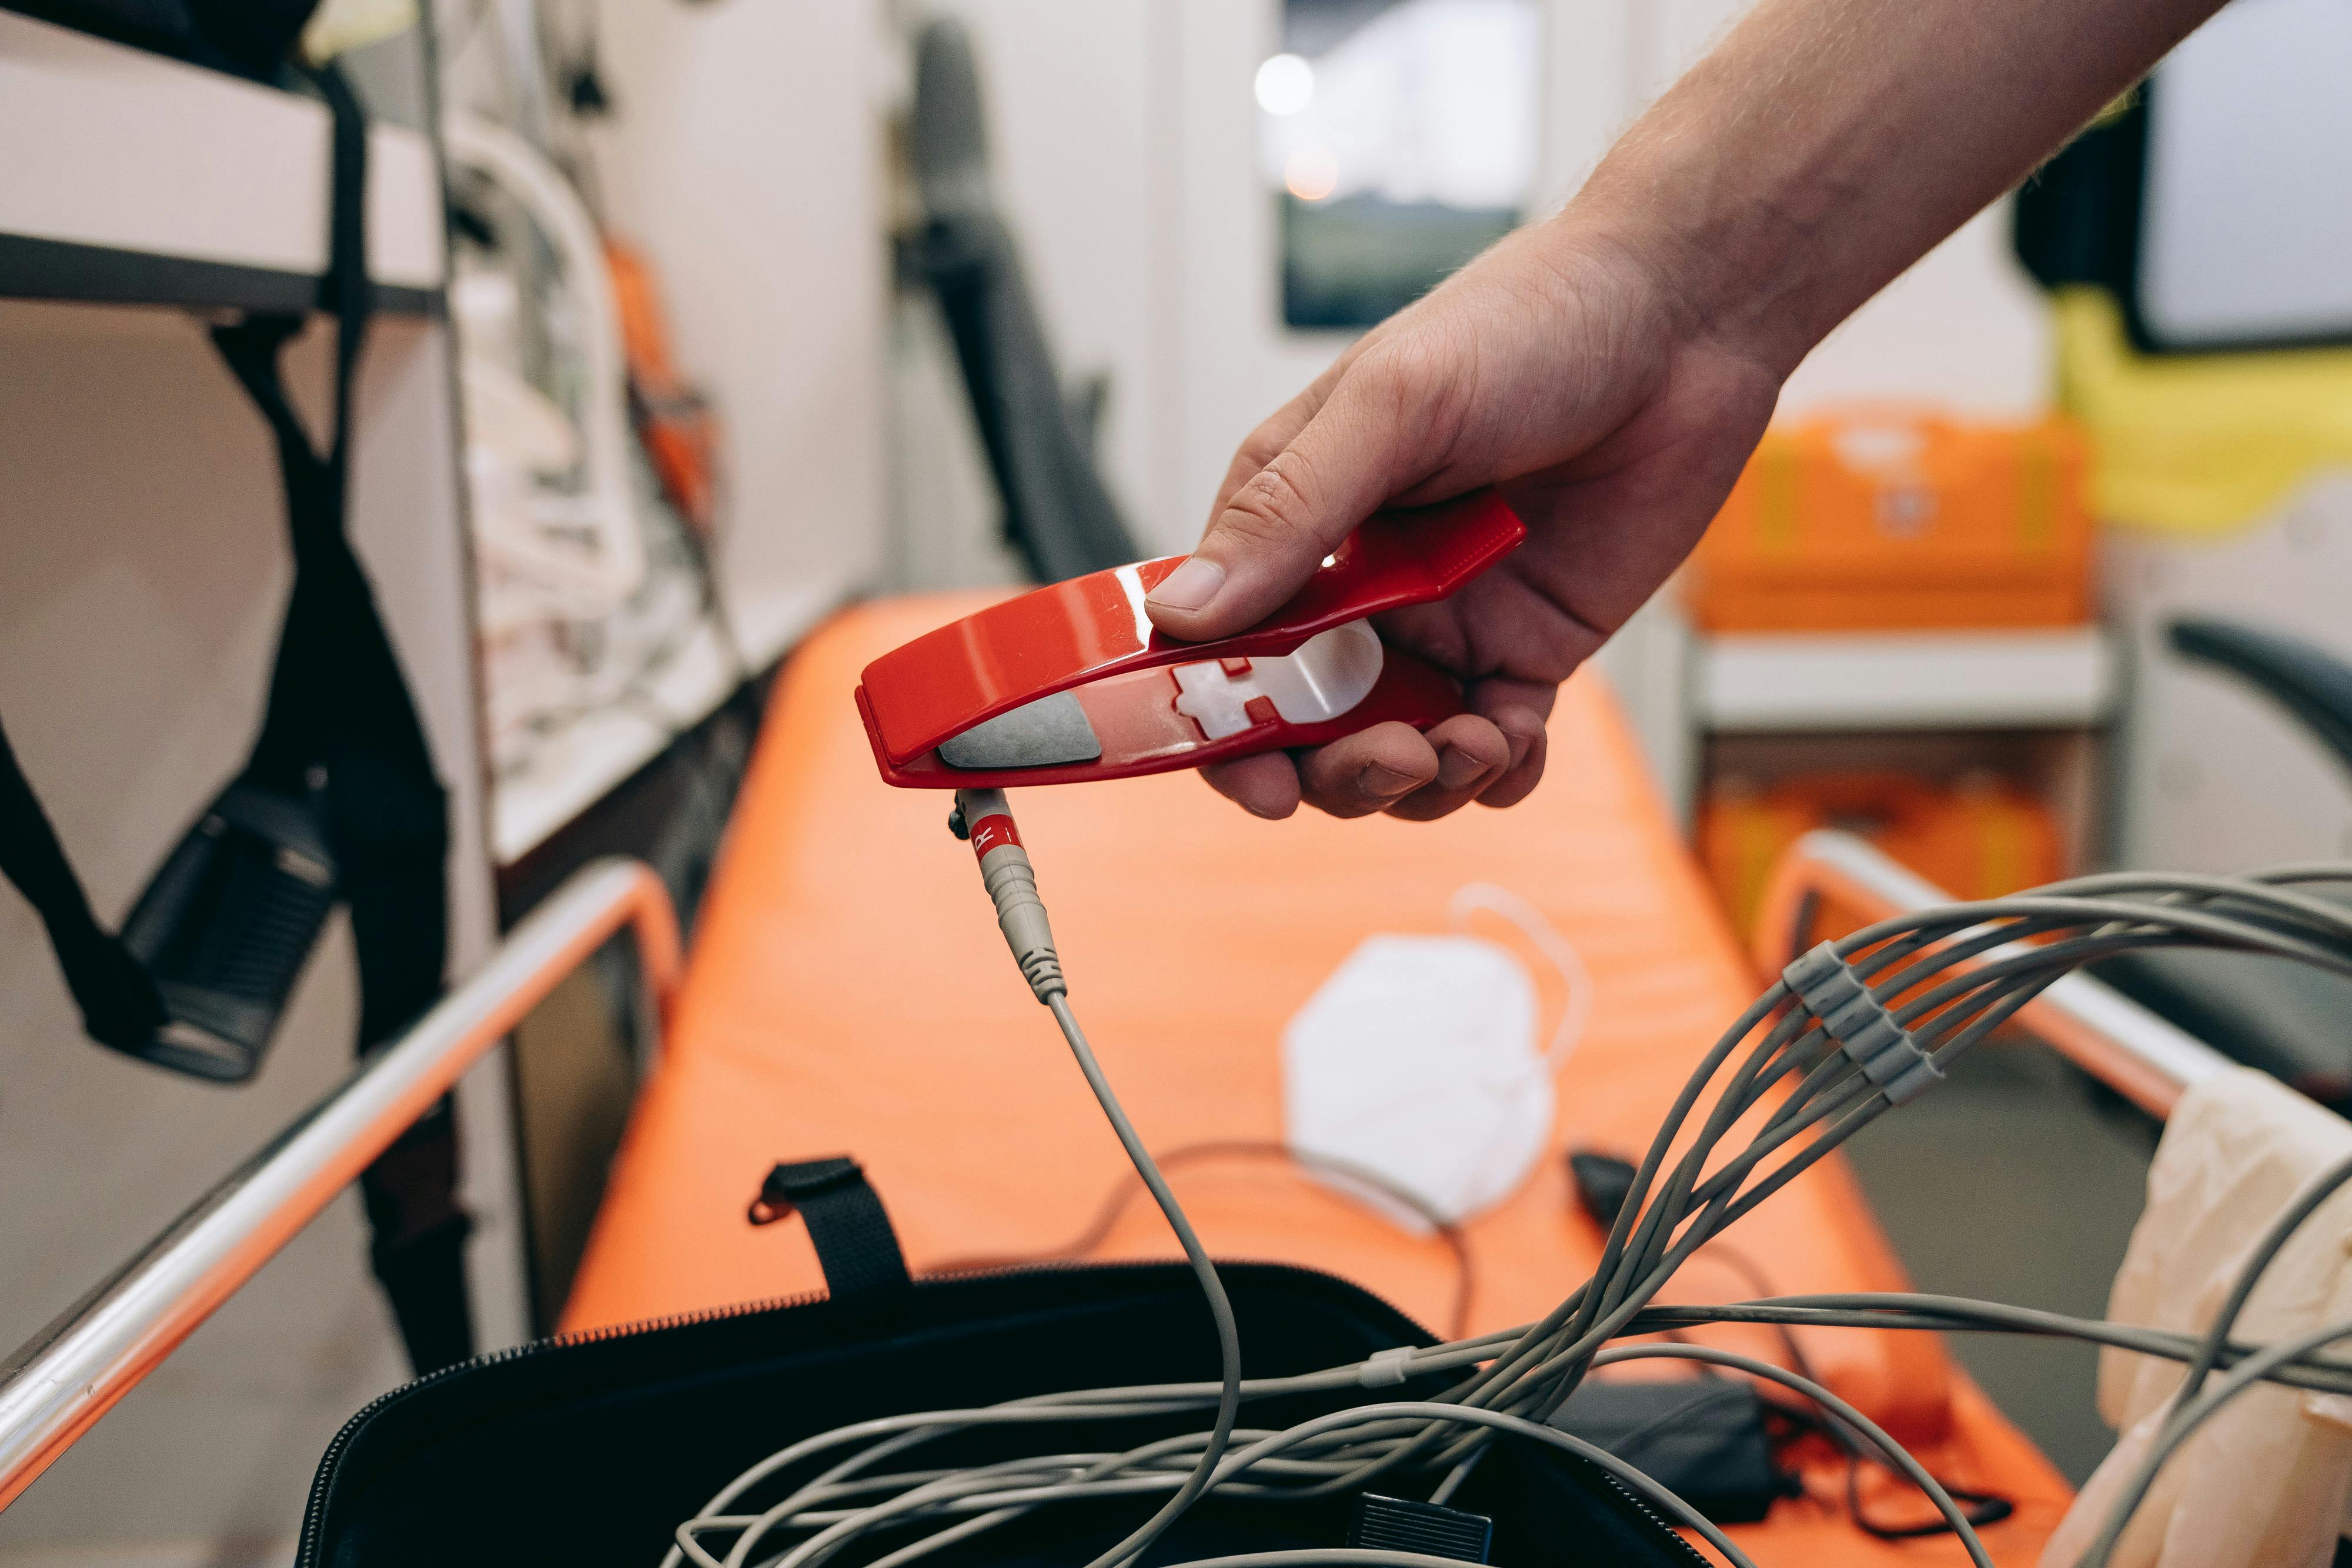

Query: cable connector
[1358,1345,1416,1388]
[953,788,1065,1003]
[1783,941,1942,1106]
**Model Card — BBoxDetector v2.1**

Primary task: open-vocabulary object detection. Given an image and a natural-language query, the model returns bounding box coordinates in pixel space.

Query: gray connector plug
[953,788,1065,1003]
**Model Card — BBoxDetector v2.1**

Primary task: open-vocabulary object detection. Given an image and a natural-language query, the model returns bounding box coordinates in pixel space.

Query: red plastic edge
[856,488,1525,770]
[858,644,1468,789]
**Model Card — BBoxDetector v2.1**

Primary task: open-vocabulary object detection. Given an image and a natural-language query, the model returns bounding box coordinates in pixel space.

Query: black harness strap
[0,724,168,1052]
[215,61,472,1376]
[0,62,475,1375]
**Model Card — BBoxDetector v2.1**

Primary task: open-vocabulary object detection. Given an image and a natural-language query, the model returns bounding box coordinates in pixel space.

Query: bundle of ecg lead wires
[665,808,2352,1568]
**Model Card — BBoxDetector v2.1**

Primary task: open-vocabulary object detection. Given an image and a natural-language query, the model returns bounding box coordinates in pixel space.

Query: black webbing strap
[213,60,472,1376]
[0,724,168,1051]
[749,1157,913,1303]
[0,62,474,1374]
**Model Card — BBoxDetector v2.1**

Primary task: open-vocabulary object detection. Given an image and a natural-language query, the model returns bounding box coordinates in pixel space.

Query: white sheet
[2043,1066,2352,1568]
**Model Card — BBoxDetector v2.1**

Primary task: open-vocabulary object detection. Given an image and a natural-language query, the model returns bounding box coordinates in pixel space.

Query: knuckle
[1348,342,1429,427]
[1349,332,1474,473]
[1237,427,1288,472]
[1358,330,1441,397]
[1528,618,1594,685]
[1217,457,1325,548]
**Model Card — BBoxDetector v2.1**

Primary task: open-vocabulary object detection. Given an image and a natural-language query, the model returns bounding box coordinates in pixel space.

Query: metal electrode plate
[937,691,1104,771]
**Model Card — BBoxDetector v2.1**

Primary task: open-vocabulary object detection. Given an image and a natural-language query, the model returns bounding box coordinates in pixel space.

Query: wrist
[1554,132,1835,385]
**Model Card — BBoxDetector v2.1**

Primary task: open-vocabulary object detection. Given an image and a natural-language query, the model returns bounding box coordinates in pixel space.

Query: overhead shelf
[491,577,850,867]
[0,12,445,314]
[1695,626,2118,733]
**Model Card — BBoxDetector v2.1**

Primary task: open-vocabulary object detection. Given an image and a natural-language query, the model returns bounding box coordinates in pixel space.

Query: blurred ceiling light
[1285,146,1340,202]
[1255,52,1316,116]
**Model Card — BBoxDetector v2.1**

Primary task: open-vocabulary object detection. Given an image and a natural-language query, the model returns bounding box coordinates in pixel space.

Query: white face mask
[1281,885,1591,1231]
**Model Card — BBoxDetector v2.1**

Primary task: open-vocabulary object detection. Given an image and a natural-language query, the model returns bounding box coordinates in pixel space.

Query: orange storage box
[1685,406,2094,631]
[1700,770,2064,939]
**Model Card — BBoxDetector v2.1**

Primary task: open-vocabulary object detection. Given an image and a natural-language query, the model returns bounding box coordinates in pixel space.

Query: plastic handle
[858,489,1525,767]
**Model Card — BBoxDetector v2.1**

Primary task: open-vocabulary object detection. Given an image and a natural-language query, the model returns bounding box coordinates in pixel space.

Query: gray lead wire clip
[1783,941,1944,1106]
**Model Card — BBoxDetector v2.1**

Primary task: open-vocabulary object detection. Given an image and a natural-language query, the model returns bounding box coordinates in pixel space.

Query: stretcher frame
[0,857,681,1510]
[0,830,2237,1516]
[1754,829,2233,1118]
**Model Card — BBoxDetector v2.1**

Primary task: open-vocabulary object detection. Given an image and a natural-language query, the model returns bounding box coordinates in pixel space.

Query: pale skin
[1143,0,2229,822]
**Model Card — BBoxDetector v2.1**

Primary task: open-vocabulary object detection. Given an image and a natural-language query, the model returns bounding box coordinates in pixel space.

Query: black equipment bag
[0,61,473,1376]
[298,1158,1707,1568]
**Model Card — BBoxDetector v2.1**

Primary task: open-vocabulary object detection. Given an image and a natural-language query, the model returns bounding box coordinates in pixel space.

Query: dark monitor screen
[1261,0,1541,331]
[2135,0,2352,350]
[2022,0,2352,355]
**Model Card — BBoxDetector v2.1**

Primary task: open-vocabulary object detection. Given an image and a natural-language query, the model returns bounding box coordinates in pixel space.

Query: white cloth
[1281,885,1591,1229]
[2042,1066,2352,1568]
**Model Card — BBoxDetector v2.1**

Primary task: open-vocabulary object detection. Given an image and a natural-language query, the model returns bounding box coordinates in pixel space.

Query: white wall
[890,0,2050,589]
[883,0,1180,586]
[586,0,891,652]
[936,1,1161,542]
[1780,208,2052,419]
[2107,479,2352,874]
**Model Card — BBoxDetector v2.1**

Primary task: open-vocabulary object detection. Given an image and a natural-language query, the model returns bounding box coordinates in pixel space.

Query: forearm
[1569,0,2224,375]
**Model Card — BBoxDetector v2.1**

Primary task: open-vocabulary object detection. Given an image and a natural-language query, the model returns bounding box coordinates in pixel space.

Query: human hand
[1144,219,1782,821]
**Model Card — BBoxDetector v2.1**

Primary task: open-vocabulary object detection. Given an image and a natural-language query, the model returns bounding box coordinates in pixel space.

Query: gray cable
[1060,1555,1492,1568]
[1192,1399,1759,1568]
[1591,1343,1991,1567]
[683,1403,1214,1568]
[2076,1317,2352,1568]
[1632,1295,2352,1394]
[689,1276,2352,1568]
[669,861,2352,1568]
[1048,991,1244,1568]
[2173,1149,2352,1410]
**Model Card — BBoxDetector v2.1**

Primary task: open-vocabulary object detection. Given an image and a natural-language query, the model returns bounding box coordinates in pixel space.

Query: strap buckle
[749,1156,866,1226]
[746,1155,912,1303]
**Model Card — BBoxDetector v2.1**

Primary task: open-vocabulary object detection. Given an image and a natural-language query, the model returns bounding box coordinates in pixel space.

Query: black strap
[0,722,169,1051]
[360,1099,475,1374]
[226,60,469,1376]
[0,61,472,1374]
[750,1156,912,1302]
[0,62,412,1055]
[211,64,452,1048]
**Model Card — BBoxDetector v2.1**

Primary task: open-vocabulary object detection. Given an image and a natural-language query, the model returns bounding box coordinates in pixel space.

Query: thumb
[1145,374,1418,641]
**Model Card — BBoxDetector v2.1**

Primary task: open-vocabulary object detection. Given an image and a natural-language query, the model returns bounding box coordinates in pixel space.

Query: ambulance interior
[5,2,2352,1567]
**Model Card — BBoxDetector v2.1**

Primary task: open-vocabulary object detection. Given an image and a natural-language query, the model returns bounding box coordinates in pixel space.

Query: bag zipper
[292,1260,1693,1566]
[296,1259,1383,1568]
[293,1282,831,1568]
[1596,1470,1720,1567]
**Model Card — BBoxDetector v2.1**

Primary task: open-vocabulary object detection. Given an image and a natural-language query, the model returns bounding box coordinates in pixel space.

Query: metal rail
[0,856,682,1510]
[1754,829,2231,1119]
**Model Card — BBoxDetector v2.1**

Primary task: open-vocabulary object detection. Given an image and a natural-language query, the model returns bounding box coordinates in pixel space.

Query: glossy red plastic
[855,489,1526,788]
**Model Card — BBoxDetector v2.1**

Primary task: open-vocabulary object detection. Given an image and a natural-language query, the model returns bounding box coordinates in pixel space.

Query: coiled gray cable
[670,861,2352,1568]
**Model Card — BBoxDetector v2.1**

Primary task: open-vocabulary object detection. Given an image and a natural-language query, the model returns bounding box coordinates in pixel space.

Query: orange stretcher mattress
[564,594,2072,1563]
